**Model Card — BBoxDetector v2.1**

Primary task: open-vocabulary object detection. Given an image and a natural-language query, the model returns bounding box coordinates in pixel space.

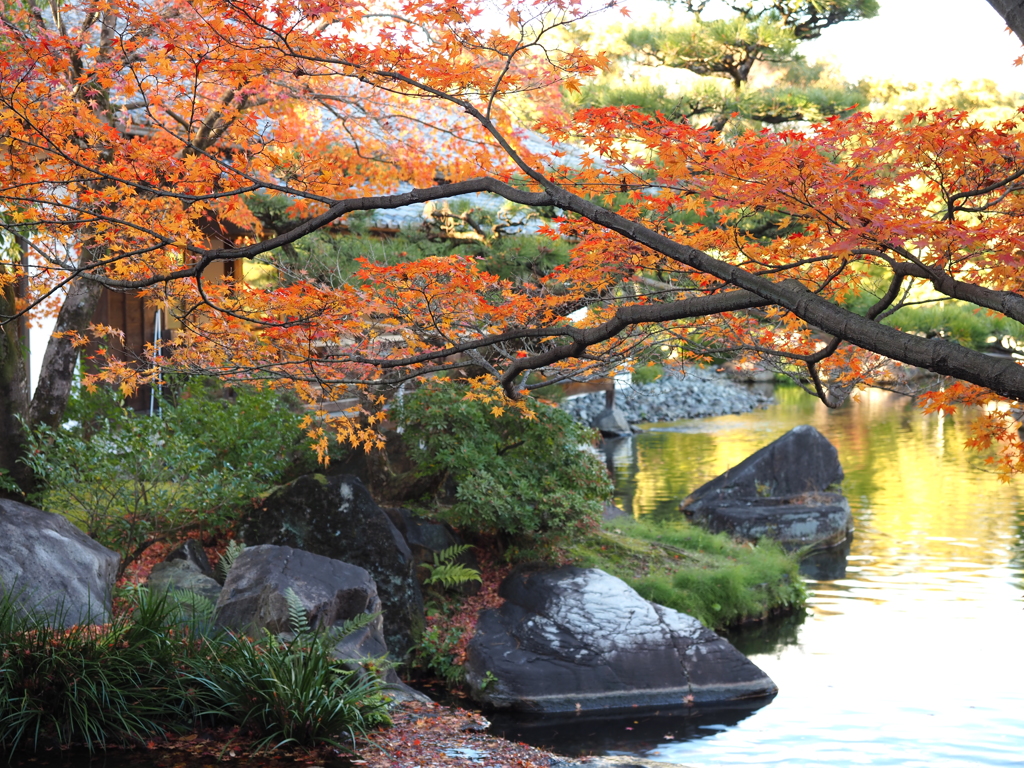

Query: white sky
[800,0,1023,91]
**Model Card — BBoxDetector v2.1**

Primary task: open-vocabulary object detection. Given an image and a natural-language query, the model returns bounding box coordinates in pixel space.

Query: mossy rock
[240,474,425,659]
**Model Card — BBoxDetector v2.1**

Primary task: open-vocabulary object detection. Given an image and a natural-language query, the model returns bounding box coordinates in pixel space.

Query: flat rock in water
[0,499,119,626]
[591,406,633,437]
[694,494,853,550]
[464,565,776,713]
[681,425,852,550]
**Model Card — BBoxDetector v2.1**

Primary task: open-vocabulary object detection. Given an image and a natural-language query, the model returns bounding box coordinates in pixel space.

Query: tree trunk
[0,265,31,496]
[985,0,1024,44]
[27,277,105,430]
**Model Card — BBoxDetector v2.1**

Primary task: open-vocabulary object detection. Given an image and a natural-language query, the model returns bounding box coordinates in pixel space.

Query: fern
[215,540,246,584]
[170,589,217,630]
[284,587,312,636]
[422,545,481,591]
[283,587,380,644]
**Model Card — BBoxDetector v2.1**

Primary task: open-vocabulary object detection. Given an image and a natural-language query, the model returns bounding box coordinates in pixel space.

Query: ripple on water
[589,387,1024,767]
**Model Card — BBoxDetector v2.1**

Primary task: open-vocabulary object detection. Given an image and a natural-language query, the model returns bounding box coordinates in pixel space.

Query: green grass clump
[567,518,805,629]
[0,586,214,754]
[195,594,391,753]
[0,586,391,757]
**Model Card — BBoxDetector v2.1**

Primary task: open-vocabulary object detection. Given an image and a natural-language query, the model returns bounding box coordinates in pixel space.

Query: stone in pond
[591,405,633,437]
[463,564,776,713]
[680,425,852,550]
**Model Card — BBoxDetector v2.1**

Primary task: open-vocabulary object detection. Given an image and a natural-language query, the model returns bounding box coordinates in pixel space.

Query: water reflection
[487,697,775,757]
[594,385,1024,766]
[612,385,1024,571]
[797,535,851,581]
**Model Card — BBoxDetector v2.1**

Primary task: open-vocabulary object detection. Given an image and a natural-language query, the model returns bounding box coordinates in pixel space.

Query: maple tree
[4,0,1024,484]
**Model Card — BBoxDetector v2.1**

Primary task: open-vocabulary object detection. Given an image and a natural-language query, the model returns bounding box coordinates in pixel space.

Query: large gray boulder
[214,544,389,660]
[681,425,852,550]
[683,425,843,506]
[240,474,425,657]
[0,499,119,626]
[464,565,776,713]
[214,544,430,703]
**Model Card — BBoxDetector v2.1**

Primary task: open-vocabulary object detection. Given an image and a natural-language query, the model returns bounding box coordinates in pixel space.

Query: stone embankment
[559,367,773,426]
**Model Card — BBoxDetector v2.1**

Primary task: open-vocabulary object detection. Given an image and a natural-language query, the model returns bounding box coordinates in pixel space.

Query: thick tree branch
[986,0,1024,44]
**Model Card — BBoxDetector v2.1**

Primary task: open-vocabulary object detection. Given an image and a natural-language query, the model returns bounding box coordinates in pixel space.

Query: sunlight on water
[601,385,1024,768]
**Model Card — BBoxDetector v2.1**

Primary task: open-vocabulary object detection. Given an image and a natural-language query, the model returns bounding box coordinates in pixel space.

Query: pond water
[492,385,1024,767]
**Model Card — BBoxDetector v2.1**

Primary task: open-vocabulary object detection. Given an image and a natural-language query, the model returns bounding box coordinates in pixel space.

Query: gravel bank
[559,367,774,426]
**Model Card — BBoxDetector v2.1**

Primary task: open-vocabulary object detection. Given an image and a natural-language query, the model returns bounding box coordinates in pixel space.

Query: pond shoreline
[559,367,774,426]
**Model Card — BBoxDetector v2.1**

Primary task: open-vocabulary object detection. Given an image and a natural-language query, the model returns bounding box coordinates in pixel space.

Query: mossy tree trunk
[0,238,31,497]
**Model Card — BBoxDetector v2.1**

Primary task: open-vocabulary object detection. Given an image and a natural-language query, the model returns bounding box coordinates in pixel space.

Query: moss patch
[564,518,805,630]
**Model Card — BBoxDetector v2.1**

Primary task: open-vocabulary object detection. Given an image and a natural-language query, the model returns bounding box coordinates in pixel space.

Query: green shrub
[0,585,392,756]
[882,301,1024,350]
[0,586,214,754]
[21,382,315,574]
[193,592,391,752]
[391,380,612,538]
[411,624,467,687]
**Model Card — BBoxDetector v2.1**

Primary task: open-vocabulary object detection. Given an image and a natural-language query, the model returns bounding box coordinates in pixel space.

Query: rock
[215,544,385,644]
[240,474,425,658]
[164,539,215,580]
[147,559,222,604]
[0,499,119,626]
[602,501,629,521]
[386,508,480,596]
[682,425,843,507]
[591,406,633,437]
[560,367,773,426]
[463,565,776,713]
[680,425,852,550]
[686,494,852,550]
[214,544,431,704]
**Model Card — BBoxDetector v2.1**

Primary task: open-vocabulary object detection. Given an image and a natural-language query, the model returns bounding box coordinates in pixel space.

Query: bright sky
[799,0,1023,92]
[595,0,1024,92]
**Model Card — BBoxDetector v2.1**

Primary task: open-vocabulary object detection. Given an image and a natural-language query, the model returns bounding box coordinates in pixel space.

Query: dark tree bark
[0,265,31,496]
[27,278,105,430]
[985,0,1024,44]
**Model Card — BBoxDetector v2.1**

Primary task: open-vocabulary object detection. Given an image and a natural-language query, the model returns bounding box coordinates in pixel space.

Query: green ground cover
[567,517,806,629]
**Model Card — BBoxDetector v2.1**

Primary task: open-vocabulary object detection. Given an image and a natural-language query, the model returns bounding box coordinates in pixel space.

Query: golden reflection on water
[605,384,1024,766]
[612,384,1024,574]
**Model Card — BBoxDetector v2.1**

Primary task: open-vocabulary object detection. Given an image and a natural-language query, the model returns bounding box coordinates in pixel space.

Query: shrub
[0,586,392,756]
[390,380,612,538]
[0,586,214,754]
[193,592,392,752]
[21,382,315,574]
